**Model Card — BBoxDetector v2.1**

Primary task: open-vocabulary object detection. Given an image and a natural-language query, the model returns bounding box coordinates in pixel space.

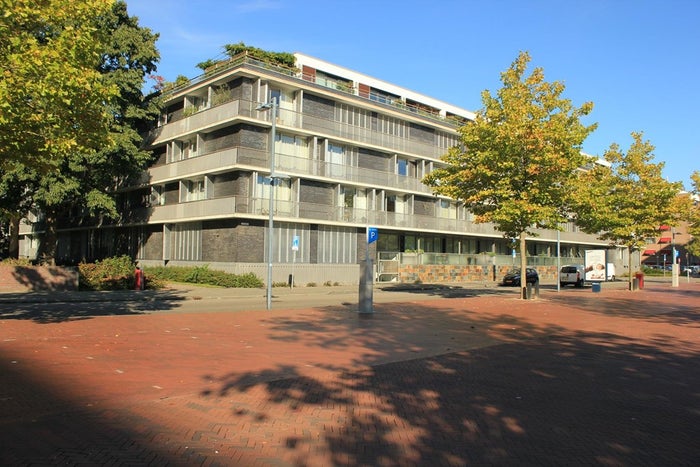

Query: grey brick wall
[211,172,237,198]
[359,147,389,171]
[163,182,179,204]
[202,219,237,262]
[143,226,163,260]
[409,122,435,144]
[303,93,334,120]
[203,125,239,153]
[414,196,435,216]
[236,221,265,262]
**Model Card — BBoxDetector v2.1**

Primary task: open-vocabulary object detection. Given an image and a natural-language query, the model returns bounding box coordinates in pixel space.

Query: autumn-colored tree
[0,0,116,172]
[684,171,700,258]
[571,132,687,289]
[424,52,596,298]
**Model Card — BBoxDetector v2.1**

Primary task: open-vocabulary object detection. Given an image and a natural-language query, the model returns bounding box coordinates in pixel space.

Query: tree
[0,1,161,264]
[571,132,687,289]
[682,171,700,258]
[424,52,596,299]
[0,0,117,173]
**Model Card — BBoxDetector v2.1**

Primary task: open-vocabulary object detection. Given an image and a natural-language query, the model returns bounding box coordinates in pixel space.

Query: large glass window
[276,133,308,171]
[438,199,457,218]
[256,174,293,215]
[327,142,353,178]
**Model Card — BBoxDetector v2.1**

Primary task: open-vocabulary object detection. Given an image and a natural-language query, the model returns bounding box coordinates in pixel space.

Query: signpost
[359,227,377,314]
[291,235,299,288]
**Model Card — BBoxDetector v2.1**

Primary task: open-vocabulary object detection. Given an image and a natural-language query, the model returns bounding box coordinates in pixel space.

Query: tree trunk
[36,215,57,265]
[8,215,20,259]
[628,248,635,291]
[520,231,528,299]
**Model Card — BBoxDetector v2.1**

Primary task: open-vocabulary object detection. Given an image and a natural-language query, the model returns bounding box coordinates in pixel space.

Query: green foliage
[423,51,596,297]
[144,265,263,288]
[424,51,596,240]
[78,255,135,290]
[687,171,700,258]
[0,0,117,173]
[223,42,296,68]
[1,1,161,264]
[571,132,685,251]
[195,42,297,76]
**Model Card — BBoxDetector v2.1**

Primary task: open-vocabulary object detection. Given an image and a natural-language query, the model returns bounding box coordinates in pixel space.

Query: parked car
[502,268,539,287]
[560,265,585,287]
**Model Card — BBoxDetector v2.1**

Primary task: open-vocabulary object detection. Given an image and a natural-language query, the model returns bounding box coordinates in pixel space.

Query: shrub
[1,257,32,266]
[79,256,135,290]
[143,265,263,288]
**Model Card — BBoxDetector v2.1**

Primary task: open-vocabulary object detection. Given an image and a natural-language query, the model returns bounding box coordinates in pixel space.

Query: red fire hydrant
[134,267,145,290]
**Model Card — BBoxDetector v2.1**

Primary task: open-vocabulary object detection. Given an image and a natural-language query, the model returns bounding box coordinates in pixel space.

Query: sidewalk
[1,279,699,465]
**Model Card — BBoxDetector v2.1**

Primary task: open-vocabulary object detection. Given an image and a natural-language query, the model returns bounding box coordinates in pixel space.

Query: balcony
[116,192,603,246]
[151,94,451,161]
[162,53,462,128]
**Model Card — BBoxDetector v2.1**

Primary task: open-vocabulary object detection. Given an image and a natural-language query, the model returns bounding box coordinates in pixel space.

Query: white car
[560,265,585,287]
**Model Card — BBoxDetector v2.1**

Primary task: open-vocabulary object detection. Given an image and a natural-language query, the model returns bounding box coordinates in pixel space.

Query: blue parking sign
[367,227,378,244]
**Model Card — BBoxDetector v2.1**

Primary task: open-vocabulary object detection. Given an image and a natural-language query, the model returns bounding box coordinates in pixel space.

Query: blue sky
[126,0,699,189]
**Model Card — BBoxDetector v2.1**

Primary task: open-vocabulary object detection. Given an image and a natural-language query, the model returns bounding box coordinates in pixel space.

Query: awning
[659,225,670,231]
[643,249,656,255]
[659,237,672,243]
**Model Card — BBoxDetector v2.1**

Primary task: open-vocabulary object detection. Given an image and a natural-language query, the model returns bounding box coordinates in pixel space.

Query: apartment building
[19,52,615,284]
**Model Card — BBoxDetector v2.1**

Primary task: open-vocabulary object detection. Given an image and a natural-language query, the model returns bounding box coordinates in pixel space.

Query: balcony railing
[146,143,433,195]
[149,96,451,161]
[128,195,597,243]
[162,53,463,127]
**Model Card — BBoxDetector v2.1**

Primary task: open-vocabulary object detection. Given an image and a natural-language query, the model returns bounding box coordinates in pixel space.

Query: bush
[1,257,32,266]
[79,256,135,290]
[77,260,264,290]
[144,265,263,288]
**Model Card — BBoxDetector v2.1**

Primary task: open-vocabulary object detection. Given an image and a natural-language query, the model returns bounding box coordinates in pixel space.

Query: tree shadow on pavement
[199,298,700,466]
[0,290,185,323]
[547,286,700,326]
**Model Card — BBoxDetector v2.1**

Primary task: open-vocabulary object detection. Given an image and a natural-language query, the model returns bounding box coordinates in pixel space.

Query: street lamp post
[256,99,278,310]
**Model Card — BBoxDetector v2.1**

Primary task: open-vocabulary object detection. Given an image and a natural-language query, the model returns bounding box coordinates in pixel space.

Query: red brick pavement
[1,281,700,466]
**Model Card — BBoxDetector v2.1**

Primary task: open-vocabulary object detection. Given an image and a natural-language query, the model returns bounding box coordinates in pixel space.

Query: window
[276,133,308,171]
[256,174,293,215]
[438,199,457,218]
[183,178,206,202]
[369,87,399,105]
[182,137,198,159]
[396,157,409,176]
[341,186,356,208]
[150,186,165,206]
[327,142,353,178]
